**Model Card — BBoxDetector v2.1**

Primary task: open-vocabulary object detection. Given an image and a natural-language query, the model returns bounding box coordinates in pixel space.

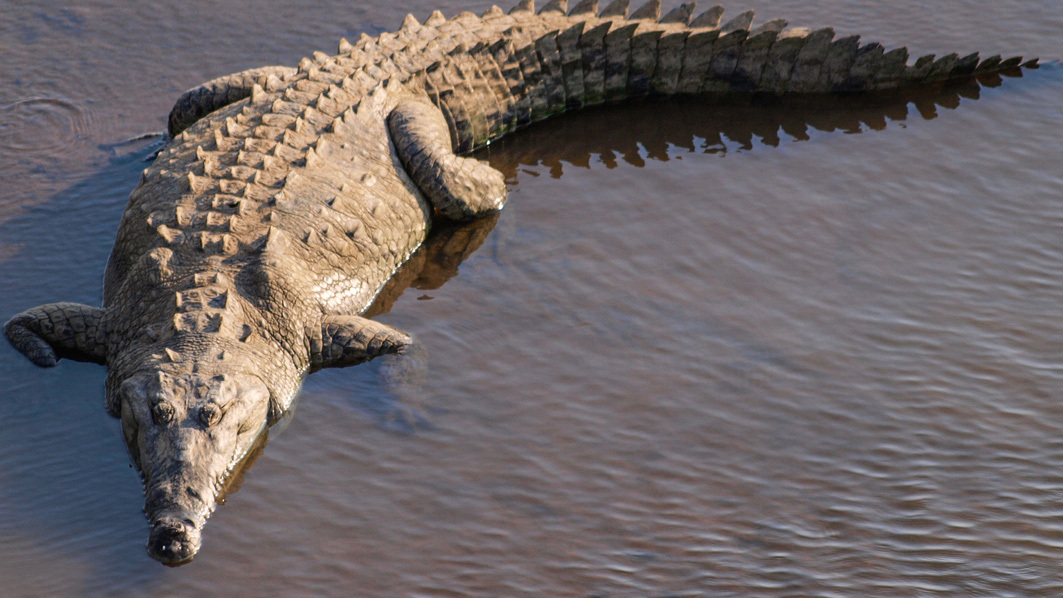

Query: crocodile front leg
[308,315,411,372]
[5,303,107,367]
[167,65,298,137]
[388,96,508,220]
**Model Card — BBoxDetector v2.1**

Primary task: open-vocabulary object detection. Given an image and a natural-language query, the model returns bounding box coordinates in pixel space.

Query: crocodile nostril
[200,404,221,426]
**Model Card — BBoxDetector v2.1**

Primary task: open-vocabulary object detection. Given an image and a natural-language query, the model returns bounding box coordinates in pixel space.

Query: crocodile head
[116,366,271,565]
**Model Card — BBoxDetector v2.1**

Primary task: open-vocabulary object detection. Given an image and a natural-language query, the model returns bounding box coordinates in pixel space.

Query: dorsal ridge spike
[260,226,290,254]
[659,2,695,24]
[509,0,534,14]
[338,37,353,53]
[720,9,754,32]
[156,224,180,244]
[599,0,628,18]
[629,0,660,20]
[305,147,320,168]
[183,172,206,194]
[425,9,446,25]
[539,0,567,14]
[749,18,787,36]
[690,4,723,28]
[401,13,421,31]
[482,5,505,18]
[250,83,266,104]
[569,0,597,16]
[264,72,284,91]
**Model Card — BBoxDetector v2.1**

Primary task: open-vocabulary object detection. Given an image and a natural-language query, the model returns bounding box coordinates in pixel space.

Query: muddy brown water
[2,0,1063,596]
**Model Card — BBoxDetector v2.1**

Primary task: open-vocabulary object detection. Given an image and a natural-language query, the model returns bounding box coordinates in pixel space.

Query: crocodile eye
[152,402,174,426]
[200,404,222,427]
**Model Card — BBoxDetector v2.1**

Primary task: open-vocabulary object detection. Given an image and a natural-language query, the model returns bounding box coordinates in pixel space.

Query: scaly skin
[4,0,1034,565]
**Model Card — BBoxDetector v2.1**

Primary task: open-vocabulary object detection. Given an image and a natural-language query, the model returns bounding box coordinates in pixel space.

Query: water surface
[2,0,1063,596]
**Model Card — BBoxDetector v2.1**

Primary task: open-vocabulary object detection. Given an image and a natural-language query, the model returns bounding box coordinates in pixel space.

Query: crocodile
[4,0,1034,565]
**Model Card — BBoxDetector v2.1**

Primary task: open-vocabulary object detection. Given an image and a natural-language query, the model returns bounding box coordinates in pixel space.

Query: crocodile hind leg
[388,96,507,220]
[5,303,107,367]
[167,65,297,137]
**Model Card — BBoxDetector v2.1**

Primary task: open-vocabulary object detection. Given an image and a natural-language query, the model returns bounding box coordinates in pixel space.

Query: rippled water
[2,0,1062,596]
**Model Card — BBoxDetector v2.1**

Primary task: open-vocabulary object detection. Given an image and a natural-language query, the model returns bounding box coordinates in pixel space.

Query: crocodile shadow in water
[477,71,1028,178]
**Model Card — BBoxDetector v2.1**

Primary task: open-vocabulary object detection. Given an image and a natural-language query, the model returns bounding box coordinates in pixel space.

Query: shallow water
[2,0,1063,595]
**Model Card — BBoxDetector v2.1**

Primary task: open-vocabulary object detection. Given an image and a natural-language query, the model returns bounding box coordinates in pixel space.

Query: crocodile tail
[417,1,1033,152]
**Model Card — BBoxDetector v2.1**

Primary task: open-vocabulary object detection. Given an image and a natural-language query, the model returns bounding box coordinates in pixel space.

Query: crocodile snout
[148,517,200,565]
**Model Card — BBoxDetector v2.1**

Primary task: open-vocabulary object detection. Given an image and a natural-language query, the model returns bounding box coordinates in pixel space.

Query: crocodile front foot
[5,302,107,367]
[308,315,411,371]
